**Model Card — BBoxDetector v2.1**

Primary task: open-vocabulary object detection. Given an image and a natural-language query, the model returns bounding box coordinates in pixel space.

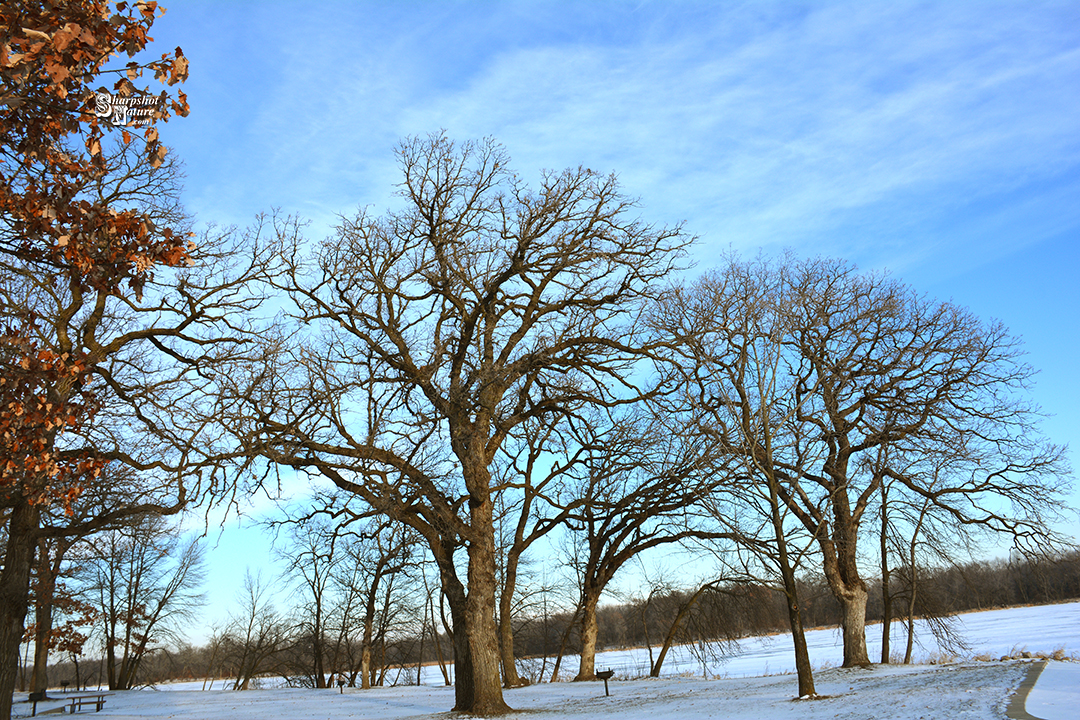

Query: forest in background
[22,549,1080,692]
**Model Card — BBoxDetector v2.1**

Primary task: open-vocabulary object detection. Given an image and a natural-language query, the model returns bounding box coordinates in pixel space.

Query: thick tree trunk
[837,585,870,667]
[574,591,601,681]
[0,500,40,720]
[820,501,871,668]
[434,533,512,714]
[447,591,474,709]
[432,550,471,708]
[461,497,511,714]
[428,448,510,715]
[359,624,373,689]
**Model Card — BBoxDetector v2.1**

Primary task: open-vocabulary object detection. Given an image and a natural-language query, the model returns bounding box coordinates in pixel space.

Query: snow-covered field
[15,602,1079,720]
[557,601,1080,681]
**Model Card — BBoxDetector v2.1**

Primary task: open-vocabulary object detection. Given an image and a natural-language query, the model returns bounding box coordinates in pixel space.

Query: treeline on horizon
[28,550,1080,691]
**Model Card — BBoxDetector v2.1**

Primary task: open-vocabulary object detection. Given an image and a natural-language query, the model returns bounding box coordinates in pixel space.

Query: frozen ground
[549,601,1080,681]
[15,601,1078,720]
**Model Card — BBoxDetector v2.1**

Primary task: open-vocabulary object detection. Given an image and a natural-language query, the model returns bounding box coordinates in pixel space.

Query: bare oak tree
[81,515,205,689]
[231,134,687,714]
[663,255,1070,671]
[651,260,821,696]
[550,405,730,681]
[274,501,419,690]
[220,570,290,690]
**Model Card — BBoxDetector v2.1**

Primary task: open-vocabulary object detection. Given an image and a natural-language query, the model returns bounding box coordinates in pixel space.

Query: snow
[559,602,1080,681]
[1025,662,1078,720]
[15,602,1079,720]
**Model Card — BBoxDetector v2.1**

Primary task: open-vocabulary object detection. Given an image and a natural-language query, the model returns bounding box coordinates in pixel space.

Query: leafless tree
[551,406,731,681]
[227,134,688,714]
[275,516,338,688]
[28,465,173,695]
[268,489,424,690]
[490,416,604,687]
[220,570,291,690]
[79,515,205,689]
[650,259,822,697]
[872,445,985,664]
[662,254,1071,674]
[777,256,1069,667]
[328,513,420,689]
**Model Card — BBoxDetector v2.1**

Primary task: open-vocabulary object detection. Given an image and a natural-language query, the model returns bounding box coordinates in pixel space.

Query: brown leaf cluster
[0,1,190,508]
[0,320,102,509]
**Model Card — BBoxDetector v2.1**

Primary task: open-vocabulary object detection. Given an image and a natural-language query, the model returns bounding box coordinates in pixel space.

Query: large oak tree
[233,134,688,714]
[663,255,1070,671]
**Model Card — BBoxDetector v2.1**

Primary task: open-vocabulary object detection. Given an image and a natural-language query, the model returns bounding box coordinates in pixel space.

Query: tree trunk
[836,585,870,667]
[574,591,601,681]
[0,500,40,720]
[461,505,511,714]
[498,547,524,687]
[881,570,892,664]
[781,570,817,697]
[360,626,373,689]
[904,584,917,664]
[447,590,474,709]
[820,508,871,667]
[651,585,707,677]
[431,595,451,686]
[431,449,510,715]
[434,539,494,716]
[549,605,580,682]
[30,595,54,695]
[31,537,62,695]
[312,628,326,688]
[768,476,816,697]
[640,595,655,674]
[416,610,426,687]
[904,562,919,664]
[879,485,892,664]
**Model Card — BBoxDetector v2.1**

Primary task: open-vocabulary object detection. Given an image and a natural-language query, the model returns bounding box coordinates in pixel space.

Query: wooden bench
[65,693,110,714]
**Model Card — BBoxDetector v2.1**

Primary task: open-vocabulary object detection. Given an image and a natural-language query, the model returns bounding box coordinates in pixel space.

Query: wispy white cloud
[159,1,1078,272]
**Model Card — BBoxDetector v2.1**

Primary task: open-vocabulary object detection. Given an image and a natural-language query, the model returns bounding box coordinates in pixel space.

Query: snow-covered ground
[554,601,1080,681]
[15,602,1079,720]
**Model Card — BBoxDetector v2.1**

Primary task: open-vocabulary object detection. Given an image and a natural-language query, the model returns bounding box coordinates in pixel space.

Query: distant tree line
[24,548,1078,690]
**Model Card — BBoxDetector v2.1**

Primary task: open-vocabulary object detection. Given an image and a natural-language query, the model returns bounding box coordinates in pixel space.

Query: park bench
[65,692,110,714]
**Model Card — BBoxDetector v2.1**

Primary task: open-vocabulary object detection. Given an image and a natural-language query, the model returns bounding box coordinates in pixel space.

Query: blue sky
[137,1,1079,638]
